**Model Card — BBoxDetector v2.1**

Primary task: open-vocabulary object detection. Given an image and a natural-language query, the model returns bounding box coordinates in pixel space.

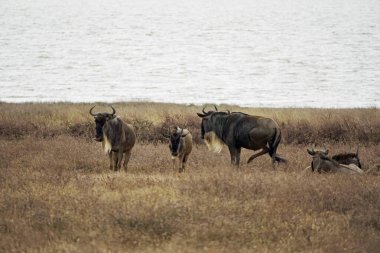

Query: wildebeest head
[307,147,329,158]
[89,105,116,142]
[196,105,229,139]
[307,146,331,172]
[165,126,187,157]
[197,106,230,153]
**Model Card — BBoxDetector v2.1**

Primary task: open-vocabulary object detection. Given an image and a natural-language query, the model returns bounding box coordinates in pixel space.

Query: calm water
[0,0,379,108]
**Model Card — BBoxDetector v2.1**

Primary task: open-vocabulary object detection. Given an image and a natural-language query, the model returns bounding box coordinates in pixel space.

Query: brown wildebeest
[164,126,192,173]
[89,105,136,172]
[332,147,362,168]
[197,106,286,168]
[307,147,363,174]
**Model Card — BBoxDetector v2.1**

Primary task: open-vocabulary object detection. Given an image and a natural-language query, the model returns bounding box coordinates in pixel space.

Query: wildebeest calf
[90,105,136,172]
[165,126,192,173]
[307,147,363,174]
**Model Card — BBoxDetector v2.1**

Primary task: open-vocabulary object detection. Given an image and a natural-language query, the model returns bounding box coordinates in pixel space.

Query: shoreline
[0,100,378,110]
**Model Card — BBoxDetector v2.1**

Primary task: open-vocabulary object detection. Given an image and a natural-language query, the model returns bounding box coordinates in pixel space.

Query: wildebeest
[331,147,362,168]
[89,105,136,172]
[164,126,192,172]
[197,106,286,167]
[307,147,363,174]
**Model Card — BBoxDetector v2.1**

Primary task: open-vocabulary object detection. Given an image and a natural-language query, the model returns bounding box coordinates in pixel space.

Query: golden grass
[0,102,379,252]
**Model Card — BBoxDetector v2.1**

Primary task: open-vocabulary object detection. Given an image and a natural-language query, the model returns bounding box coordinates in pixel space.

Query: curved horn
[89,106,97,116]
[109,105,116,116]
[202,106,207,114]
[226,109,231,115]
[162,127,170,138]
[214,105,218,111]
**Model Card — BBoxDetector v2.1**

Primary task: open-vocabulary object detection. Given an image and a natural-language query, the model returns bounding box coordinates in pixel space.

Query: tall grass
[0,102,379,144]
[0,102,379,252]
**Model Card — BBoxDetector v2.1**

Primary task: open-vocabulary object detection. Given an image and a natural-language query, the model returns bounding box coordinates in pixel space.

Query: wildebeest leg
[171,157,176,171]
[112,152,119,171]
[123,151,132,172]
[178,154,185,173]
[228,146,241,167]
[116,151,123,171]
[247,147,269,164]
[108,152,114,170]
[181,154,190,172]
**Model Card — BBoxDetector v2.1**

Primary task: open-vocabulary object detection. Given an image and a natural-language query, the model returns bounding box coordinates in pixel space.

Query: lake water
[0,0,379,108]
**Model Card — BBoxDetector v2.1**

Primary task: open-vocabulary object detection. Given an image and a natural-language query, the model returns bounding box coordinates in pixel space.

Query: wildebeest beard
[201,112,229,153]
[204,131,224,153]
[170,134,181,155]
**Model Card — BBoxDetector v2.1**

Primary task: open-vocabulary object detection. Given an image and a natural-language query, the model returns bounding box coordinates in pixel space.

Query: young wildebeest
[331,147,362,169]
[89,105,136,172]
[307,147,363,174]
[197,106,286,168]
[164,126,192,172]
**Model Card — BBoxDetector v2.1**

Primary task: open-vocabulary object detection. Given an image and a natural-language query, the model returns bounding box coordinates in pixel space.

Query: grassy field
[0,102,379,253]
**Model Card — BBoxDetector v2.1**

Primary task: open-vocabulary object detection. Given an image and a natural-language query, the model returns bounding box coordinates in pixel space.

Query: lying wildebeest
[197,106,286,167]
[89,105,136,172]
[307,147,363,174]
[164,126,192,172]
[332,147,362,168]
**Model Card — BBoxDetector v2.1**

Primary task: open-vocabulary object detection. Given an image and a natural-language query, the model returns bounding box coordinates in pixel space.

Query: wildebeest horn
[307,148,315,156]
[356,146,359,156]
[109,105,116,116]
[161,127,170,138]
[323,145,329,154]
[226,109,231,114]
[202,106,207,114]
[214,105,218,111]
[89,106,97,116]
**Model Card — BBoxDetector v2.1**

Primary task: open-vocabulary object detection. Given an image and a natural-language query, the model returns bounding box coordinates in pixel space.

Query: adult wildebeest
[89,105,136,172]
[307,147,363,174]
[332,147,362,169]
[197,106,286,167]
[164,126,192,172]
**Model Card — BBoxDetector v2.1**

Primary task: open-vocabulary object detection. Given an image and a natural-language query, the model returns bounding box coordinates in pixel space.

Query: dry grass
[0,102,379,253]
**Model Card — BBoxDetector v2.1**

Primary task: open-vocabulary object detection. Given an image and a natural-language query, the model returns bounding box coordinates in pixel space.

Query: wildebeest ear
[324,149,329,155]
[197,113,206,118]
[307,149,315,156]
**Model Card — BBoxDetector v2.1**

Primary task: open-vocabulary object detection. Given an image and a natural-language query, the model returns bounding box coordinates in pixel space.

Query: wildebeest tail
[269,128,287,163]
[269,127,281,156]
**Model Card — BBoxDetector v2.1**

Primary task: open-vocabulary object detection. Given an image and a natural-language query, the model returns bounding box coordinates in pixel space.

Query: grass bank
[0,102,379,252]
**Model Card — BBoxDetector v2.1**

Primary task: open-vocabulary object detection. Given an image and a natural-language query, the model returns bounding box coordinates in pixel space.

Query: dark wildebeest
[197,106,286,167]
[164,126,192,172]
[307,147,363,174]
[89,105,136,172]
[332,147,362,169]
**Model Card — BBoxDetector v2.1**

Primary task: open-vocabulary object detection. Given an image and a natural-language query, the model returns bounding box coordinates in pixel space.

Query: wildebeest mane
[331,153,358,160]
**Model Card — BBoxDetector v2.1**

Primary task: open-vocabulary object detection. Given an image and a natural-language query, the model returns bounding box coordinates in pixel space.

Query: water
[1,0,379,108]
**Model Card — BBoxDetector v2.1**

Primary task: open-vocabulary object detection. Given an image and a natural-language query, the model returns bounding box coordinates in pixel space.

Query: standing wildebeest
[89,105,136,172]
[197,106,286,167]
[332,147,362,169]
[164,126,192,172]
[307,147,363,174]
